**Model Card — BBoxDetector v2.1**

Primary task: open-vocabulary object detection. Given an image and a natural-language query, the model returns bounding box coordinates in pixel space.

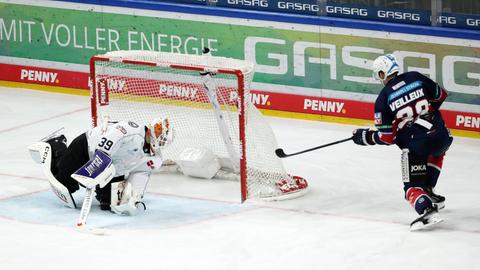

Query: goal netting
[90,50,308,202]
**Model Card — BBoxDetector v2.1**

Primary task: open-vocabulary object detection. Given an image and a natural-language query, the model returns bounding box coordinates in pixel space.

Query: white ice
[0,86,479,270]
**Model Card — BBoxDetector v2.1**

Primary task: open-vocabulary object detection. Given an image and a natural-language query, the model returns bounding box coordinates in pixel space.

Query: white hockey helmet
[372,54,399,82]
[147,118,173,154]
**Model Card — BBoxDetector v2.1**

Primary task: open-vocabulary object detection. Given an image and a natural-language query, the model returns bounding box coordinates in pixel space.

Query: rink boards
[0,0,479,137]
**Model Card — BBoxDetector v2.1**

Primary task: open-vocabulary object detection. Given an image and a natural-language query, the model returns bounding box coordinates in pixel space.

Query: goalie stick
[275,137,353,158]
[73,117,112,235]
[75,188,106,235]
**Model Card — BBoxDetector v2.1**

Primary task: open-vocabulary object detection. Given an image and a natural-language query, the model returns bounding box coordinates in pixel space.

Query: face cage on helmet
[150,119,171,154]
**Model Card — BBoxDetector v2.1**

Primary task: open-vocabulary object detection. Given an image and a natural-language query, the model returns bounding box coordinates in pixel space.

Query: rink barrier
[0,3,478,106]
[1,79,478,139]
[0,1,478,138]
[59,0,480,39]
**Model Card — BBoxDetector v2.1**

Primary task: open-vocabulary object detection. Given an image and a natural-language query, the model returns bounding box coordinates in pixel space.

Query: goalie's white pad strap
[28,142,77,208]
[126,171,150,199]
[71,150,116,189]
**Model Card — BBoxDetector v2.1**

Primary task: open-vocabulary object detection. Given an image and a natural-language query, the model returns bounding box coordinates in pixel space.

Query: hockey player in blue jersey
[352,54,453,231]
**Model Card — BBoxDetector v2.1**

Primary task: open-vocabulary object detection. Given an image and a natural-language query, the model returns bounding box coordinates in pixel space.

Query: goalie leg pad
[95,176,125,210]
[28,142,77,208]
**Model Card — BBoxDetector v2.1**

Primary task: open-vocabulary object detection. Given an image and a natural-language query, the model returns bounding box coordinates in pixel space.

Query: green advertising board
[0,2,479,106]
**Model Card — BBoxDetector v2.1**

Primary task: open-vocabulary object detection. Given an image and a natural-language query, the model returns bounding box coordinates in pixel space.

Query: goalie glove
[352,128,377,146]
[110,181,146,216]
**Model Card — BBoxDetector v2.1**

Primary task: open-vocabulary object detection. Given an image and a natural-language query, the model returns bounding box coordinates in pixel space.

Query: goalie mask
[147,118,173,154]
[373,54,399,83]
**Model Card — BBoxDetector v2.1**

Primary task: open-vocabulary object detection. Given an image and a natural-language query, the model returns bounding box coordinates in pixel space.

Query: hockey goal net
[90,50,308,202]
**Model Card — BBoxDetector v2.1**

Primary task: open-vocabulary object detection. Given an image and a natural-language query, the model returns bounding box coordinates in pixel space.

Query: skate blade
[434,202,445,210]
[410,215,444,231]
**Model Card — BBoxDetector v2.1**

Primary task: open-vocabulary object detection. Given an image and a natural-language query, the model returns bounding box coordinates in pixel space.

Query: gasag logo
[278,1,319,12]
[326,6,367,16]
[227,0,268,7]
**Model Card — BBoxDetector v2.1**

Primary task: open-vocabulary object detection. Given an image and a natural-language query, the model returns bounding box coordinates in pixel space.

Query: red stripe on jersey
[378,132,394,144]
[437,87,448,103]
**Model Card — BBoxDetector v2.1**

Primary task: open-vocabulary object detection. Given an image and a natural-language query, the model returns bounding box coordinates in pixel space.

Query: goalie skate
[410,205,443,231]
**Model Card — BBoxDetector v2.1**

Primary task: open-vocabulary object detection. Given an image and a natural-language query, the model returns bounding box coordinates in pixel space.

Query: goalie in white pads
[29,118,172,215]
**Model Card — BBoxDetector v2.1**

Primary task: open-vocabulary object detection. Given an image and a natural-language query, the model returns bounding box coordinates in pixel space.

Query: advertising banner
[69,0,480,30]
[0,1,479,135]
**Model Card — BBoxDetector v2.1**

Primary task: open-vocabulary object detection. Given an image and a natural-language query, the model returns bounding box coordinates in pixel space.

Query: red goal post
[89,50,308,202]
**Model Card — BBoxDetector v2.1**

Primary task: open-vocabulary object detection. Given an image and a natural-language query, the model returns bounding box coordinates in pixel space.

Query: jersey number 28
[396,99,429,120]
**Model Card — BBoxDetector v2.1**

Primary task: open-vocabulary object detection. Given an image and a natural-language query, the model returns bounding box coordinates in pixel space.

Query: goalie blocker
[72,149,149,216]
[71,150,115,189]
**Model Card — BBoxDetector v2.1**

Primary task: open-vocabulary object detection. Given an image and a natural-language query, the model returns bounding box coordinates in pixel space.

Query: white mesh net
[91,50,307,201]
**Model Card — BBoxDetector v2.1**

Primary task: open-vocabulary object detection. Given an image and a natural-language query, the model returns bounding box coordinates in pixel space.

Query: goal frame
[89,56,250,202]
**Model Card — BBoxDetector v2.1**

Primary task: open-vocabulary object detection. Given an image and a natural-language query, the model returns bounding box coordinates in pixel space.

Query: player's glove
[352,128,376,146]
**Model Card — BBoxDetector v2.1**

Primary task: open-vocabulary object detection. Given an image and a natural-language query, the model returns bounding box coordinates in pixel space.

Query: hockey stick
[275,137,353,158]
[75,188,106,235]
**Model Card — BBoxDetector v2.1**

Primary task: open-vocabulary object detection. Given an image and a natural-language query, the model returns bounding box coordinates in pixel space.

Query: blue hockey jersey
[373,71,448,145]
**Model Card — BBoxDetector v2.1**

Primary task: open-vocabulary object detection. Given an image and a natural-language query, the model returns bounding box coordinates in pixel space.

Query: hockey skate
[410,205,443,231]
[424,186,445,210]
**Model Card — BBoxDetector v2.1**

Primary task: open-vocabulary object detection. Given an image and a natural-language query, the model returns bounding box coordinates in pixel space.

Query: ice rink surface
[0,86,479,270]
